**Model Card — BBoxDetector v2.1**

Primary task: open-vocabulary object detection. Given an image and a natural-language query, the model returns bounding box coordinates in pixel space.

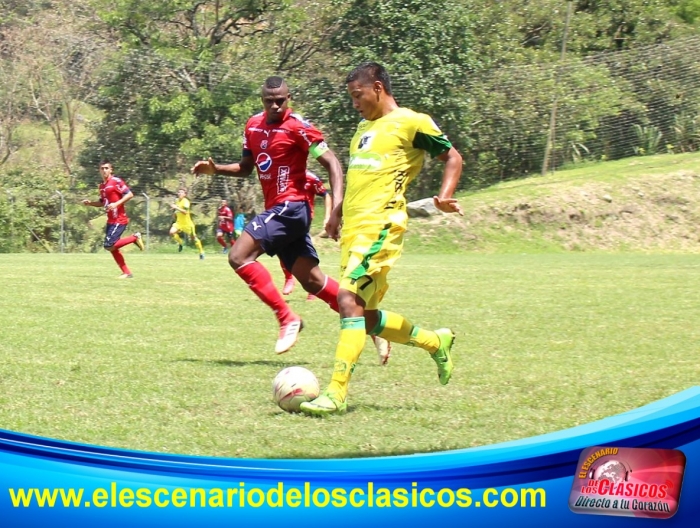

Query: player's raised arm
[433,146,464,216]
[314,147,344,240]
[191,155,255,178]
[315,148,344,207]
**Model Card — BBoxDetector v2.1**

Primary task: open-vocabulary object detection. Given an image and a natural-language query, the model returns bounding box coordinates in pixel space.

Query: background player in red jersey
[216,199,235,253]
[81,160,144,278]
[192,77,390,361]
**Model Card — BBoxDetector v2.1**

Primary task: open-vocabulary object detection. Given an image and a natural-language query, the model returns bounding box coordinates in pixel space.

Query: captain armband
[309,141,330,159]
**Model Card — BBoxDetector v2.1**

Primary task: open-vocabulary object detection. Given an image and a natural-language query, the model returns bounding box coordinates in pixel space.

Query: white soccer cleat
[275,319,303,354]
[372,336,391,365]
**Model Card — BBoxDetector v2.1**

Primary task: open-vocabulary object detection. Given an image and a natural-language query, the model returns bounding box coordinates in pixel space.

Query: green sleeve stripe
[413,131,452,158]
[309,141,329,159]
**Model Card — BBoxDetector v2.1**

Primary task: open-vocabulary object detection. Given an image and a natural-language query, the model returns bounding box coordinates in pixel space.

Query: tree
[296,0,479,196]
[0,31,28,166]
[79,0,294,197]
[11,3,108,180]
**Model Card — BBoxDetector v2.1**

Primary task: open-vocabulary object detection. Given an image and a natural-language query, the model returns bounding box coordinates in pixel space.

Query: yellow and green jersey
[344,107,452,233]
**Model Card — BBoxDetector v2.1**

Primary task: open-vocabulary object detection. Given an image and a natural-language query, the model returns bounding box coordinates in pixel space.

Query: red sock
[217,235,227,248]
[110,249,130,274]
[113,235,136,249]
[236,261,295,323]
[280,261,293,281]
[314,275,339,313]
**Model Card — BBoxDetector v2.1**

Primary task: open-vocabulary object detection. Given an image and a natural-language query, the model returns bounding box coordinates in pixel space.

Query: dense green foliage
[1,0,699,252]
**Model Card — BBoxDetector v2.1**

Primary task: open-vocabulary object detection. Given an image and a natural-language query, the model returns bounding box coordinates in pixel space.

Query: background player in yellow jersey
[170,188,205,259]
[301,62,464,416]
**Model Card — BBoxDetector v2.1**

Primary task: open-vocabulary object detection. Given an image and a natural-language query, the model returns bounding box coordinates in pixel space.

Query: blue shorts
[104,223,127,249]
[244,201,318,271]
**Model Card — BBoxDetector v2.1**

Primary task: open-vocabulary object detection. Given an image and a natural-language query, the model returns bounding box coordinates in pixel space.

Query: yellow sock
[327,317,366,402]
[194,238,204,254]
[372,310,440,353]
[173,234,183,245]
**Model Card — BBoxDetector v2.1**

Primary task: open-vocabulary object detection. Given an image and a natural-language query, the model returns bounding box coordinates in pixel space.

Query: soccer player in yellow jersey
[170,188,205,259]
[301,62,464,416]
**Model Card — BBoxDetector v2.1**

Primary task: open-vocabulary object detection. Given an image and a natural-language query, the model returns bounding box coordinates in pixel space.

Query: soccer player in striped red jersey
[81,160,144,278]
[216,199,235,253]
[191,76,389,360]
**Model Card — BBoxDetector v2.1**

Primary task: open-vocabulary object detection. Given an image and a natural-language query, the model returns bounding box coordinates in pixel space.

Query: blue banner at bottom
[2,387,700,526]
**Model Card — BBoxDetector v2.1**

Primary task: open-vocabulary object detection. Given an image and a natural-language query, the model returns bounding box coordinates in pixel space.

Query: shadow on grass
[174,358,311,368]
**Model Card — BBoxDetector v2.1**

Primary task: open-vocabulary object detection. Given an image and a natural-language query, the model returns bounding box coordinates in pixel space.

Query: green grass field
[1,251,698,459]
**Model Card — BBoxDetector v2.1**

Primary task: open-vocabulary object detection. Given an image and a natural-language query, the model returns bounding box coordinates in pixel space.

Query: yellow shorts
[339,223,405,310]
[172,222,197,238]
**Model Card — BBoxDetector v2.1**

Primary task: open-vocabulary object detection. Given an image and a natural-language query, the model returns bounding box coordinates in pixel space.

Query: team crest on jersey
[256,152,273,172]
[261,140,268,149]
[357,132,376,150]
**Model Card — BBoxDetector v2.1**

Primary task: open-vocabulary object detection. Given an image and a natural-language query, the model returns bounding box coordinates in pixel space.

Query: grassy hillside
[383,153,700,254]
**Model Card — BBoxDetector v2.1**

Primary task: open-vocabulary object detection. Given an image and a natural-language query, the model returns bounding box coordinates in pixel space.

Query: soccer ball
[271,366,320,413]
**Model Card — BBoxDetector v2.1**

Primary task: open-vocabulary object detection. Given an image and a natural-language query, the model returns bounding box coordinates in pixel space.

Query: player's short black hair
[345,62,393,96]
[99,159,112,167]
[264,76,285,90]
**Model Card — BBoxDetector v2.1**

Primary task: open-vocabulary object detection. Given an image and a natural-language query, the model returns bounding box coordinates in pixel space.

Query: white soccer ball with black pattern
[271,366,320,413]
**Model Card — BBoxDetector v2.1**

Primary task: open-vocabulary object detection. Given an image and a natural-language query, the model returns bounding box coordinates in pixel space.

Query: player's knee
[337,290,363,318]
[299,275,325,293]
[228,249,242,270]
[293,260,322,289]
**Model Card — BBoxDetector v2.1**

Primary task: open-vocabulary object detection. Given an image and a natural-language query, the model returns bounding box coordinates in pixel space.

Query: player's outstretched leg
[194,236,205,259]
[109,248,133,278]
[431,328,455,385]
[275,319,304,354]
[372,310,455,385]
[172,232,184,252]
[299,392,347,416]
[372,336,391,366]
[134,232,145,251]
[300,316,364,416]
[235,260,303,354]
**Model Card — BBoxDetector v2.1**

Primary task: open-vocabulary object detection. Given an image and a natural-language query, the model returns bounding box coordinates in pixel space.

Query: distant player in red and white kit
[81,160,144,278]
[280,170,332,297]
[216,199,235,253]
